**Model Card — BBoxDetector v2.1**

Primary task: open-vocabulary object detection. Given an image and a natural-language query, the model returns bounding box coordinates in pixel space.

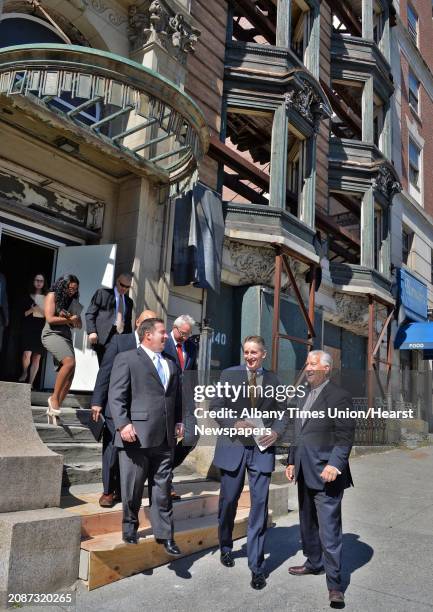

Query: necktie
[155,353,167,388]
[301,388,316,426]
[248,370,257,409]
[116,295,124,334]
[176,343,185,370]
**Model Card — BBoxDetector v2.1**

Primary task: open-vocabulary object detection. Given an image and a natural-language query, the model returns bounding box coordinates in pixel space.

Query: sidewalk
[26,446,433,611]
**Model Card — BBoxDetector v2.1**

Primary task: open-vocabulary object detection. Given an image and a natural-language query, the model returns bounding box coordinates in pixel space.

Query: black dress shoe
[157,538,182,556]
[220,551,235,567]
[122,533,138,545]
[251,572,266,590]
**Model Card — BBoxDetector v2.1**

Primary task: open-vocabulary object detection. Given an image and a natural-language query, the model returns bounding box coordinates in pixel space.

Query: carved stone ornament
[285,83,325,130]
[128,0,200,64]
[332,294,369,329]
[224,239,276,285]
[372,165,402,199]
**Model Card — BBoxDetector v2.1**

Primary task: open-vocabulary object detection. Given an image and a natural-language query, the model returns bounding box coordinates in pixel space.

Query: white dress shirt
[141,345,170,390]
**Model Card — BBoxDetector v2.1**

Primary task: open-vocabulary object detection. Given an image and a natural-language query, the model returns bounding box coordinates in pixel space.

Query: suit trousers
[219,446,271,574]
[102,417,120,496]
[119,444,174,540]
[298,472,344,590]
[94,326,118,365]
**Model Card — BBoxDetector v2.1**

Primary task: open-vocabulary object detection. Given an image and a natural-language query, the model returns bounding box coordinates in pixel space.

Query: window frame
[407,4,419,46]
[408,70,420,115]
[408,138,421,192]
[402,228,412,265]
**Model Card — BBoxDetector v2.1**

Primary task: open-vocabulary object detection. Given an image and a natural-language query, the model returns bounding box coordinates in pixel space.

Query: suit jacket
[287,380,355,491]
[211,365,289,473]
[85,288,133,345]
[91,332,137,418]
[108,347,181,449]
[164,334,197,371]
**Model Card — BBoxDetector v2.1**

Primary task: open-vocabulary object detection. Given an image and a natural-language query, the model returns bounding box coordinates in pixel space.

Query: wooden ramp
[65,484,256,590]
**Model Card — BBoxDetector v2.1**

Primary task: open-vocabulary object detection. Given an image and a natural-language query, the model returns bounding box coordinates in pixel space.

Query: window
[407,5,418,45]
[402,229,412,264]
[409,139,421,190]
[409,71,420,114]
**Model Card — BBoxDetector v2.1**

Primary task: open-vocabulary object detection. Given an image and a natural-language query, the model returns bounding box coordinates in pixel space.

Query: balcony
[223,201,319,265]
[331,34,393,100]
[224,41,331,136]
[0,44,208,183]
[329,138,401,201]
[330,263,394,304]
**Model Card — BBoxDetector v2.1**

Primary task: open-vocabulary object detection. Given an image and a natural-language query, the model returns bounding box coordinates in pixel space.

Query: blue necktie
[155,354,167,388]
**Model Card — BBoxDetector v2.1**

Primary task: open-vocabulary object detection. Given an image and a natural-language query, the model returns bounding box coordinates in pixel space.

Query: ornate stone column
[362,76,374,144]
[125,1,201,319]
[361,186,375,269]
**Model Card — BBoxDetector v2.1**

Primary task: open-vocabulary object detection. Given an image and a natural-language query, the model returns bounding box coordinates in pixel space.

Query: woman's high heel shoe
[47,397,61,426]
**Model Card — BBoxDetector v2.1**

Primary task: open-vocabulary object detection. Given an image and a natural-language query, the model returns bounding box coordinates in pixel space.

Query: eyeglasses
[175,327,191,338]
[119,282,131,289]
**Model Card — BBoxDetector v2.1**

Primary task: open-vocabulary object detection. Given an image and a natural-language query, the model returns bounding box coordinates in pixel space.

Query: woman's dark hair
[29,273,47,295]
[50,274,79,312]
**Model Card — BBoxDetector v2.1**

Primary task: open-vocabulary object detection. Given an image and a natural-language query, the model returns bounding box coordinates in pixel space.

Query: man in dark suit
[164,314,198,499]
[108,317,184,554]
[211,336,289,590]
[286,350,355,607]
[86,272,134,364]
[91,309,157,508]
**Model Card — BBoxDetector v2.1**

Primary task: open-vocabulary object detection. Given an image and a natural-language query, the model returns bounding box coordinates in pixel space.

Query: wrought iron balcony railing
[0,44,209,183]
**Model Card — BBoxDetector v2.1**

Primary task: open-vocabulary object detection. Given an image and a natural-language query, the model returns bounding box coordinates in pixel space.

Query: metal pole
[272,250,282,372]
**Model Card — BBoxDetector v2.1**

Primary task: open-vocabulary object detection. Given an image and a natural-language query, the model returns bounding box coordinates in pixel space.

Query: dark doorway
[0,233,55,387]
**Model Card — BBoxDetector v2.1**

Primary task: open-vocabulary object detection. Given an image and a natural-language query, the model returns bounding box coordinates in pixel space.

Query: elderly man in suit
[164,314,198,499]
[91,309,157,508]
[211,335,289,590]
[108,317,184,554]
[286,350,355,607]
[85,272,134,364]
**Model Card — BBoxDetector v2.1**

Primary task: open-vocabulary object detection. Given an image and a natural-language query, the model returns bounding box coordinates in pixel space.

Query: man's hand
[259,429,278,448]
[119,423,137,443]
[285,465,295,482]
[175,423,185,439]
[233,419,255,433]
[320,465,339,483]
[91,405,103,422]
[89,332,99,345]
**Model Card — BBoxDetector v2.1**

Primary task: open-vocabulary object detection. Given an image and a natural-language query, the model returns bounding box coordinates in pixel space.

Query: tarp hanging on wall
[172,183,224,293]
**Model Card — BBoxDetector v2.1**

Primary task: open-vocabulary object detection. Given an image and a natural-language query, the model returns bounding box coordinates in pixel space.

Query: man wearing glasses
[164,315,198,499]
[86,273,134,365]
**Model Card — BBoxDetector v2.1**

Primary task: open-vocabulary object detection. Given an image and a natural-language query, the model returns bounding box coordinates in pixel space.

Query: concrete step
[32,407,92,426]
[49,443,101,464]
[37,424,95,444]
[63,463,102,488]
[79,507,260,590]
[31,391,92,409]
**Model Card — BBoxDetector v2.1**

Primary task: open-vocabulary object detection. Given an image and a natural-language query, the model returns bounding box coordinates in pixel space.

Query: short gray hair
[308,350,333,370]
[173,314,195,328]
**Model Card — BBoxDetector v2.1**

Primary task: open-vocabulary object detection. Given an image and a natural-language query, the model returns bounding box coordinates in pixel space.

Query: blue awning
[395,322,433,350]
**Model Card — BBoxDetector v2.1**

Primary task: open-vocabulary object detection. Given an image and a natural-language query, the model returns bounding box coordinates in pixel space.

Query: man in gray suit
[108,317,184,555]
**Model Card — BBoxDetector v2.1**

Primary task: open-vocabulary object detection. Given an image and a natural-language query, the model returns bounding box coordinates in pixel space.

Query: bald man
[91,309,157,507]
